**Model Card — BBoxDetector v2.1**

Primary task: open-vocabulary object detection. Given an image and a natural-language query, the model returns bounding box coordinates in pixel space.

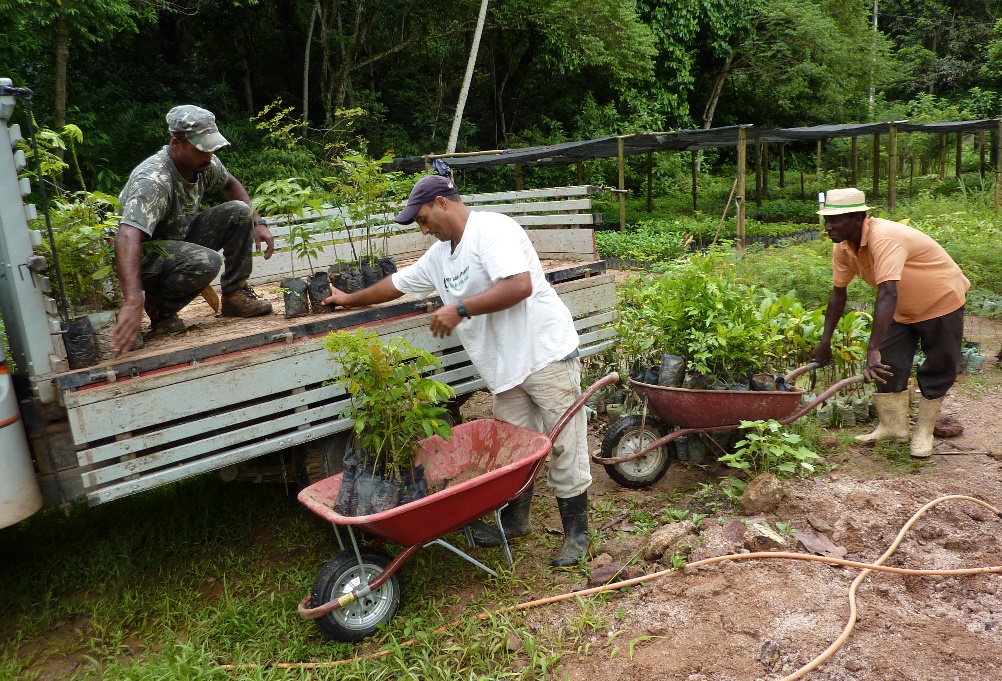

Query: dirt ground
[456,315,1002,681]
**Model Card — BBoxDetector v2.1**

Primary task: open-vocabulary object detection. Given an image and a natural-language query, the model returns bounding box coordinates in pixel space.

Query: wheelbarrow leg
[331,523,346,552]
[495,507,514,567]
[426,539,500,578]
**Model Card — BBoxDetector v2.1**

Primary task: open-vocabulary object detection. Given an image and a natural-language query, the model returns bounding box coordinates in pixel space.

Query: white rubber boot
[910,396,944,458]
[855,391,910,444]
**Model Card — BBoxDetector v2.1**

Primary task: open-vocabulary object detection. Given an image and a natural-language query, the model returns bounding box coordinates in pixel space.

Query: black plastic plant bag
[281,277,311,318]
[378,256,398,278]
[360,258,382,288]
[657,354,686,387]
[64,316,98,369]
[332,448,360,515]
[399,464,429,506]
[306,270,334,313]
[331,270,364,295]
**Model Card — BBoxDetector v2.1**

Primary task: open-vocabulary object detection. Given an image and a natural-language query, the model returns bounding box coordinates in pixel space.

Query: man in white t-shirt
[322,174,591,568]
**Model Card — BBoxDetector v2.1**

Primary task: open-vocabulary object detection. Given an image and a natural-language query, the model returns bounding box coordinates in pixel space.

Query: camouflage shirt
[118,146,229,240]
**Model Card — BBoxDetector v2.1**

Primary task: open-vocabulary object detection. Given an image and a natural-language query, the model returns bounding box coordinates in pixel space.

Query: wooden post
[691,150,698,211]
[763,142,769,197]
[779,143,786,188]
[995,121,1001,211]
[939,132,947,180]
[617,136,626,231]
[800,171,805,201]
[910,156,915,197]
[851,136,858,186]
[576,161,583,185]
[754,137,762,208]
[816,139,822,178]
[646,152,653,213]
[872,133,880,201]
[979,130,986,179]
[737,128,746,249]
[515,163,523,191]
[888,124,897,212]
[956,130,963,179]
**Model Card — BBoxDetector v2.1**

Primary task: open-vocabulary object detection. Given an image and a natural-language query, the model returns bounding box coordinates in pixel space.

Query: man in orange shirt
[813,188,969,458]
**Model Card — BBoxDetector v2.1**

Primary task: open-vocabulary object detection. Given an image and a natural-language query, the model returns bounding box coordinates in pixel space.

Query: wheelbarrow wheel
[310,548,401,642]
[600,414,673,489]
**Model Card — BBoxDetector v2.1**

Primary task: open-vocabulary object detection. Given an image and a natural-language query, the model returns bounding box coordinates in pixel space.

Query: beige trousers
[492,358,591,499]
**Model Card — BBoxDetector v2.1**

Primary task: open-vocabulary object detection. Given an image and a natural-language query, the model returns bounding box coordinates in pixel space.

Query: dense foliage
[614,249,869,379]
[2,1,1001,195]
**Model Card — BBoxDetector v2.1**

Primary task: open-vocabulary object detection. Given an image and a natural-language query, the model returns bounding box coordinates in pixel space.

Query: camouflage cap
[166,105,230,153]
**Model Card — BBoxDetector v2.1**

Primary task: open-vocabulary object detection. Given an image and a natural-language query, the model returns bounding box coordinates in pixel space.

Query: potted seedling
[253,178,314,317]
[322,328,455,516]
[33,190,129,365]
[338,153,400,289]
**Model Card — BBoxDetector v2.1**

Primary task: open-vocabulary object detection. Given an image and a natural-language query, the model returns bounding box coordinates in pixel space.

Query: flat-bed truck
[0,81,618,530]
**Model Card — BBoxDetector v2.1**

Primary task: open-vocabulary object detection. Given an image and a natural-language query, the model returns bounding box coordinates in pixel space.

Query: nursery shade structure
[390,119,1002,240]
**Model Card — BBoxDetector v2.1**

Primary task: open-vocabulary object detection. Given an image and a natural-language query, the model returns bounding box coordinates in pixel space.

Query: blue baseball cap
[394,175,458,224]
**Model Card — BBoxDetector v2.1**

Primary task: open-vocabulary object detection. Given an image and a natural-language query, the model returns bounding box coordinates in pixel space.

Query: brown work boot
[145,295,187,335]
[221,280,272,317]
[150,311,186,335]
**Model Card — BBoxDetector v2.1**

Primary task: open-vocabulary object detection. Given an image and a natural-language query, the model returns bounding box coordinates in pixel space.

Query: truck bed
[52,259,605,392]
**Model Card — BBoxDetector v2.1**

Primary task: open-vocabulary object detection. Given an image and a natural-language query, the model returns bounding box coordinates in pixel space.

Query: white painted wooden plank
[83,398,353,486]
[84,417,356,505]
[461,185,596,204]
[240,228,595,286]
[469,198,593,214]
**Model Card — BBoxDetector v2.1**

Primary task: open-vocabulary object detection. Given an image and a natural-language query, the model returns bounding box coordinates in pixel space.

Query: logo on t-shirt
[443,266,470,292]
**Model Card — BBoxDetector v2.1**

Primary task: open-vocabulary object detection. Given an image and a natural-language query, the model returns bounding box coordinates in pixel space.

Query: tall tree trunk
[54,9,69,161]
[701,51,736,130]
[697,51,736,173]
[330,0,366,116]
[242,59,254,113]
[303,2,318,133]
[447,0,490,154]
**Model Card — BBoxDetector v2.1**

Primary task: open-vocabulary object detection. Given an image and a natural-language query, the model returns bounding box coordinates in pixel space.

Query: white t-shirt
[392,211,579,394]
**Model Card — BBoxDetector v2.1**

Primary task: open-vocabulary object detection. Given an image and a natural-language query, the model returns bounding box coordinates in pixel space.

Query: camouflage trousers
[141,201,255,315]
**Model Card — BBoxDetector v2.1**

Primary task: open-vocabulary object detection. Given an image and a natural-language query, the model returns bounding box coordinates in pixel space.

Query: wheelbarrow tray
[297,418,552,547]
[631,378,806,428]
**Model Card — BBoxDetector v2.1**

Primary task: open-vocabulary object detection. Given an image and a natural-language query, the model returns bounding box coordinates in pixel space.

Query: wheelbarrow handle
[547,371,620,444]
[784,362,822,384]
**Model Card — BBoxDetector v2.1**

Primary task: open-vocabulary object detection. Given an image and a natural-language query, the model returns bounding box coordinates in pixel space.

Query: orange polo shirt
[832,216,969,324]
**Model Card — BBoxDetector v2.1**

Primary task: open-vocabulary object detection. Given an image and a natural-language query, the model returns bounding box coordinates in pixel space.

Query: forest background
[3,0,1002,195]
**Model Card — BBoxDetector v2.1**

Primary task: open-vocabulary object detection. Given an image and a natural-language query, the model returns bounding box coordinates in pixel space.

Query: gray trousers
[492,358,591,499]
[141,201,255,315]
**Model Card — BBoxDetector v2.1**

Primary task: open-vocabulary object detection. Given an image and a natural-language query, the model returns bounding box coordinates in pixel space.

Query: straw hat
[818,188,871,216]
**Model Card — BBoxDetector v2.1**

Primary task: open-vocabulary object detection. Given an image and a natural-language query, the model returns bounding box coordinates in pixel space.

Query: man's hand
[863,348,893,384]
[430,304,463,338]
[254,222,275,259]
[812,339,833,367]
[322,284,352,308]
[109,304,144,355]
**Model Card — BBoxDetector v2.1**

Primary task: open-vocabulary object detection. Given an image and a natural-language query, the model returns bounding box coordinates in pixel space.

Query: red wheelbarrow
[595,363,863,488]
[296,372,620,642]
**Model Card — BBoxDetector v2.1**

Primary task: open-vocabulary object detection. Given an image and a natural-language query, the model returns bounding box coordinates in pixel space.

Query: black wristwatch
[456,300,471,318]
[253,218,267,227]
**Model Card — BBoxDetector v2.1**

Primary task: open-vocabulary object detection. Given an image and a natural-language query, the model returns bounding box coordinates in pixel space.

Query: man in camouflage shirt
[109,105,273,353]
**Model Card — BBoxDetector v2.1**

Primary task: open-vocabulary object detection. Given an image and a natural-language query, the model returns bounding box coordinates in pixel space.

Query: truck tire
[294,432,352,488]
